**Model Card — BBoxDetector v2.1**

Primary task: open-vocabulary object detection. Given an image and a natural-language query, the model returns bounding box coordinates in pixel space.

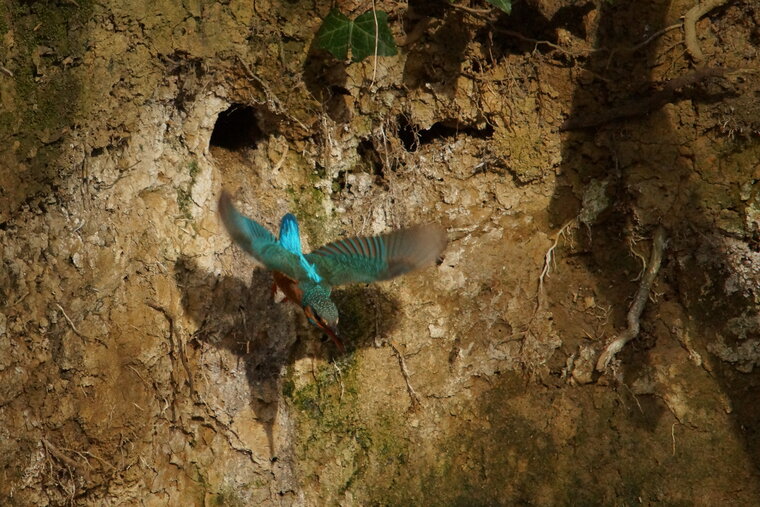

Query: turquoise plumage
[218,191,447,350]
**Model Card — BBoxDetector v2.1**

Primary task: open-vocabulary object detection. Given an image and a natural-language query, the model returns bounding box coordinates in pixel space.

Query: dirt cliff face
[1,0,759,504]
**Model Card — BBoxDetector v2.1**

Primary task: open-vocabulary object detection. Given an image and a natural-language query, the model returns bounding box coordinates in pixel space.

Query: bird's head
[301,283,340,337]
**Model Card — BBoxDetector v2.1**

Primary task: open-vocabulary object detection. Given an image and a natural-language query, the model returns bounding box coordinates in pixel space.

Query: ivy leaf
[485,0,512,14]
[351,10,397,62]
[315,9,353,61]
[315,9,398,63]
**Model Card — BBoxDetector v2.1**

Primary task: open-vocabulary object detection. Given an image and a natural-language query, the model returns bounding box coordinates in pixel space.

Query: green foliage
[315,9,397,63]
[484,0,512,14]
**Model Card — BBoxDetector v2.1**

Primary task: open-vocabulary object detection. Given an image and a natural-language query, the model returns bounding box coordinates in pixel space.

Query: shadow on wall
[554,0,760,477]
[172,254,401,455]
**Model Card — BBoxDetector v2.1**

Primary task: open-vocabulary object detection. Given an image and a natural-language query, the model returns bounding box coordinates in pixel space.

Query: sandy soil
[1,0,759,504]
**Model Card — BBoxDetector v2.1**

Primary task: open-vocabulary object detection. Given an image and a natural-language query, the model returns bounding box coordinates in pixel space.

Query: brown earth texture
[1,0,760,504]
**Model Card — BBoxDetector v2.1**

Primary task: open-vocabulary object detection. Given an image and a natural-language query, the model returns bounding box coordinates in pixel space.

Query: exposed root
[42,439,82,472]
[390,341,421,410]
[524,219,577,347]
[476,20,680,61]
[596,226,667,371]
[399,17,433,47]
[198,396,268,465]
[146,303,196,396]
[450,3,494,16]
[55,302,83,338]
[271,141,289,172]
[145,303,268,466]
[333,362,345,402]
[627,235,648,281]
[236,55,308,132]
[538,219,577,297]
[605,23,683,67]
[684,0,729,63]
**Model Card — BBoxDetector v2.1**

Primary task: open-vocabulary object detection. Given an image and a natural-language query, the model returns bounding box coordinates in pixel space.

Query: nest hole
[210,104,265,150]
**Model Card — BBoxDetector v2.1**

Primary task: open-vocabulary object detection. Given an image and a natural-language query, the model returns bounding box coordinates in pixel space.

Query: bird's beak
[323,322,344,353]
[304,306,345,352]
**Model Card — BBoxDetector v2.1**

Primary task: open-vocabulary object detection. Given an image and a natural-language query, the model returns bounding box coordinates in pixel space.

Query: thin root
[55,302,83,338]
[42,439,82,471]
[147,303,196,396]
[628,236,648,281]
[390,341,421,410]
[539,219,576,295]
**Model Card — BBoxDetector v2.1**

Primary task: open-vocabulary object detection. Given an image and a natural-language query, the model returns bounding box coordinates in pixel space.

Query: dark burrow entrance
[210,104,264,150]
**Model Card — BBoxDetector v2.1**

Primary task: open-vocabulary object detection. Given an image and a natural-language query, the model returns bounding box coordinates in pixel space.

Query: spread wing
[218,191,303,279]
[305,224,447,286]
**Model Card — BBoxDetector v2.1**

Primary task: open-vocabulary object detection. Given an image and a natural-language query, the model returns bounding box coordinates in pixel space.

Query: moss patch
[286,181,327,246]
[2,0,94,198]
[285,354,413,501]
[176,160,200,220]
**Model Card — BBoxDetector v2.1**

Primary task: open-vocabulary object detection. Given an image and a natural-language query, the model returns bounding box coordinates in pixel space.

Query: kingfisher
[218,191,447,351]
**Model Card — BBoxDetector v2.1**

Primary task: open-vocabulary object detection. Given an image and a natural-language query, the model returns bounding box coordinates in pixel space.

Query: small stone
[429,323,446,338]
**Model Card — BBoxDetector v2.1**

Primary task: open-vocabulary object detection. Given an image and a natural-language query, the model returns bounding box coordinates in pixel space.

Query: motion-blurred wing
[218,191,301,278]
[306,225,447,286]
[278,213,302,255]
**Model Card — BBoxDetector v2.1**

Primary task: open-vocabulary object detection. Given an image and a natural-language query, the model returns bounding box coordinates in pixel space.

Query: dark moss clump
[2,0,95,196]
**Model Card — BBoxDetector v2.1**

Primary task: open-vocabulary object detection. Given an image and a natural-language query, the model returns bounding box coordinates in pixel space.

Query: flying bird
[218,191,447,351]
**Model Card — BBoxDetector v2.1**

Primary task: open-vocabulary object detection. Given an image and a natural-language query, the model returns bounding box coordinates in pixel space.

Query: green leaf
[314,9,398,63]
[351,10,397,62]
[485,0,512,14]
[315,9,353,61]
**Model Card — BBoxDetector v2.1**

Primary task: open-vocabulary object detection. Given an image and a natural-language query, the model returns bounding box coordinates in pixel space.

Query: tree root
[684,0,729,63]
[596,226,667,372]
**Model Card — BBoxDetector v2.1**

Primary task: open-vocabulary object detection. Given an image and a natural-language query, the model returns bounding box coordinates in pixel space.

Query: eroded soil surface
[1,0,759,504]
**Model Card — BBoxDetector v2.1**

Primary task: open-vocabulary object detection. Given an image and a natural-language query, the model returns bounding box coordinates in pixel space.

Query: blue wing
[305,224,447,286]
[278,213,322,283]
[219,192,303,278]
[279,214,303,255]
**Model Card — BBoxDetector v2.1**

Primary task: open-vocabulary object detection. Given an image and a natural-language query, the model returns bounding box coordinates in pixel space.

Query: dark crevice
[333,139,388,194]
[398,115,418,152]
[334,170,347,192]
[210,104,265,150]
[397,116,494,152]
[357,139,385,180]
